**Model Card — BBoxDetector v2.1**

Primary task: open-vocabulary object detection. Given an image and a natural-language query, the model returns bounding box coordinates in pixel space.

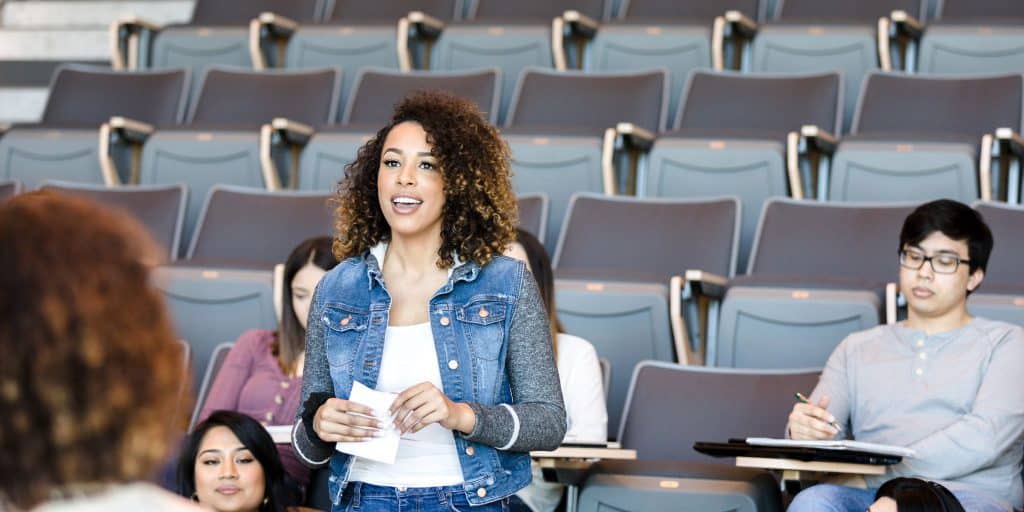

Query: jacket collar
[363,241,479,292]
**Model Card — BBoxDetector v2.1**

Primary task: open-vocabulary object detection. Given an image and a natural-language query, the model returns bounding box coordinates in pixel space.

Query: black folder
[693,439,902,465]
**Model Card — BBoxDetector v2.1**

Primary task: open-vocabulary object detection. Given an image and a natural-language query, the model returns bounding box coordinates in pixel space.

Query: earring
[191,493,199,502]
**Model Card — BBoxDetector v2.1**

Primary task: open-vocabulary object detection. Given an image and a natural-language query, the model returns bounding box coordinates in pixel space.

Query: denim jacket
[292,247,566,507]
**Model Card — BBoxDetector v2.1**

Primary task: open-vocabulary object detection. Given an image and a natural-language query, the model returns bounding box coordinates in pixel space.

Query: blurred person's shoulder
[32,483,200,511]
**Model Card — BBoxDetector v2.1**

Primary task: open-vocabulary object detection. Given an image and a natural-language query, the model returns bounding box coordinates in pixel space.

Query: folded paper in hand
[746,437,916,458]
[335,381,401,464]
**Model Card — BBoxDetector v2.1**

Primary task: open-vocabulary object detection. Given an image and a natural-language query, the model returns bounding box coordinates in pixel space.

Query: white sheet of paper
[335,381,401,464]
[264,425,292,444]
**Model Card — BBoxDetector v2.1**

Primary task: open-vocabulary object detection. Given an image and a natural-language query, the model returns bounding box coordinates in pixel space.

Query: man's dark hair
[899,199,994,274]
[875,477,965,512]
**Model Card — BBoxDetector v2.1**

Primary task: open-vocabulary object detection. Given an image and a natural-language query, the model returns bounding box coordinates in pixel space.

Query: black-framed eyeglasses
[899,249,970,274]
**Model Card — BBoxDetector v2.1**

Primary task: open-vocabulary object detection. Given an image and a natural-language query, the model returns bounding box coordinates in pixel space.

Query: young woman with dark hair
[178,411,298,512]
[506,228,607,511]
[199,236,338,489]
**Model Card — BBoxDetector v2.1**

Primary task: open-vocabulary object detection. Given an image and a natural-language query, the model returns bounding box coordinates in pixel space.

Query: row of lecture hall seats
[5,182,1024,443]
[105,0,1024,129]
[4,64,1024,270]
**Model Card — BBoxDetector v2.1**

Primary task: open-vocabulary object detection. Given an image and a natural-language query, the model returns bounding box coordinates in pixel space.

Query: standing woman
[292,91,566,511]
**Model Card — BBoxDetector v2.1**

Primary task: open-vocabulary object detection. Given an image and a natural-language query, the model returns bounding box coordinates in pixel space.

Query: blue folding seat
[586,0,762,127]
[0,65,187,189]
[578,362,819,512]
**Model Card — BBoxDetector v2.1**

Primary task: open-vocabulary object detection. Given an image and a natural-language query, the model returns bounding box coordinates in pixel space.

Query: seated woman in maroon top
[198,236,338,489]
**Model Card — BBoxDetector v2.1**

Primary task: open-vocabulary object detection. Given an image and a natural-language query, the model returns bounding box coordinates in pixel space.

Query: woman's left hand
[389,382,476,434]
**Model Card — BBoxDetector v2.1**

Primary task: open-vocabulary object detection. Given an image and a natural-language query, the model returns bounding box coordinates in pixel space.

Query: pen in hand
[794,392,842,433]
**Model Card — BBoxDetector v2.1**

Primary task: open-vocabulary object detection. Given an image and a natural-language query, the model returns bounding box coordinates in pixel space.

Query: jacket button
[440,316,450,326]
[448,360,459,370]
[340,316,350,326]
[477,488,487,498]
[465,446,475,456]
[478,308,489,318]
[274,395,283,405]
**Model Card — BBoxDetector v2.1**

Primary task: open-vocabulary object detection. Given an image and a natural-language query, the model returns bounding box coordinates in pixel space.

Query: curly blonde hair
[0,192,184,509]
[333,91,517,268]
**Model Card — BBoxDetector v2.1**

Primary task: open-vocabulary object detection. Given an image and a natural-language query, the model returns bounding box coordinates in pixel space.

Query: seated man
[787,199,1024,512]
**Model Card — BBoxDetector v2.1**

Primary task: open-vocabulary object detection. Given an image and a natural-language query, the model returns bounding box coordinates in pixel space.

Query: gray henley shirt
[809,317,1024,510]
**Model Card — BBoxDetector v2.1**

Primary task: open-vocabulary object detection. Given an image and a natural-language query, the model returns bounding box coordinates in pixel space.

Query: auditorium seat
[186,185,333,267]
[919,0,1024,75]
[504,67,668,248]
[578,361,820,512]
[826,72,1022,202]
[640,70,842,272]
[429,0,610,121]
[112,0,322,99]
[586,0,761,127]
[553,193,740,435]
[39,181,187,261]
[969,201,1024,327]
[696,198,915,369]
[132,67,340,250]
[290,67,499,191]
[0,65,188,189]
[516,192,549,243]
[274,0,462,110]
[189,341,234,429]
[154,264,275,388]
[0,180,21,202]
[721,0,926,133]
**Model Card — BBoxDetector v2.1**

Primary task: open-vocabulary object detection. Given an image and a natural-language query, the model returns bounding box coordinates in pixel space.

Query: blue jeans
[787,484,1010,512]
[335,482,510,512]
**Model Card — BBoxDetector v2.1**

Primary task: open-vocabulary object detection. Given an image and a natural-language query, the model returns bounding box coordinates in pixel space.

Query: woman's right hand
[312,398,382,442]
[787,395,839,440]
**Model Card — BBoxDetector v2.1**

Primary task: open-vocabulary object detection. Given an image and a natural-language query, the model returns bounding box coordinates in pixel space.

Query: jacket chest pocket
[322,304,368,369]
[457,299,507,361]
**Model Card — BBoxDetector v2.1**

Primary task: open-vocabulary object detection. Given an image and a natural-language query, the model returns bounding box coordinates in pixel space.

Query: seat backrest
[939,0,1024,20]
[619,362,820,461]
[344,68,500,124]
[854,73,1023,137]
[0,181,20,202]
[748,198,916,281]
[189,341,235,429]
[471,0,607,21]
[189,68,340,126]
[190,0,321,25]
[554,194,739,283]
[41,66,188,127]
[326,0,461,22]
[187,186,333,266]
[507,68,668,133]
[39,181,187,261]
[676,70,842,136]
[776,0,924,22]
[619,0,761,22]
[974,201,1024,287]
[516,193,549,243]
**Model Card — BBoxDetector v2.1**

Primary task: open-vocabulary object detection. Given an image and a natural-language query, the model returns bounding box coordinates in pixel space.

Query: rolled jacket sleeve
[292,281,335,468]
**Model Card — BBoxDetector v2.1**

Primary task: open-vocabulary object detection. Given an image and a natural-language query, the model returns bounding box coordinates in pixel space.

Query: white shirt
[517,333,608,511]
[347,322,465,488]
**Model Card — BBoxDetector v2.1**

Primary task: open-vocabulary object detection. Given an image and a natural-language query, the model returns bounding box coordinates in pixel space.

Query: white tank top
[347,322,464,487]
